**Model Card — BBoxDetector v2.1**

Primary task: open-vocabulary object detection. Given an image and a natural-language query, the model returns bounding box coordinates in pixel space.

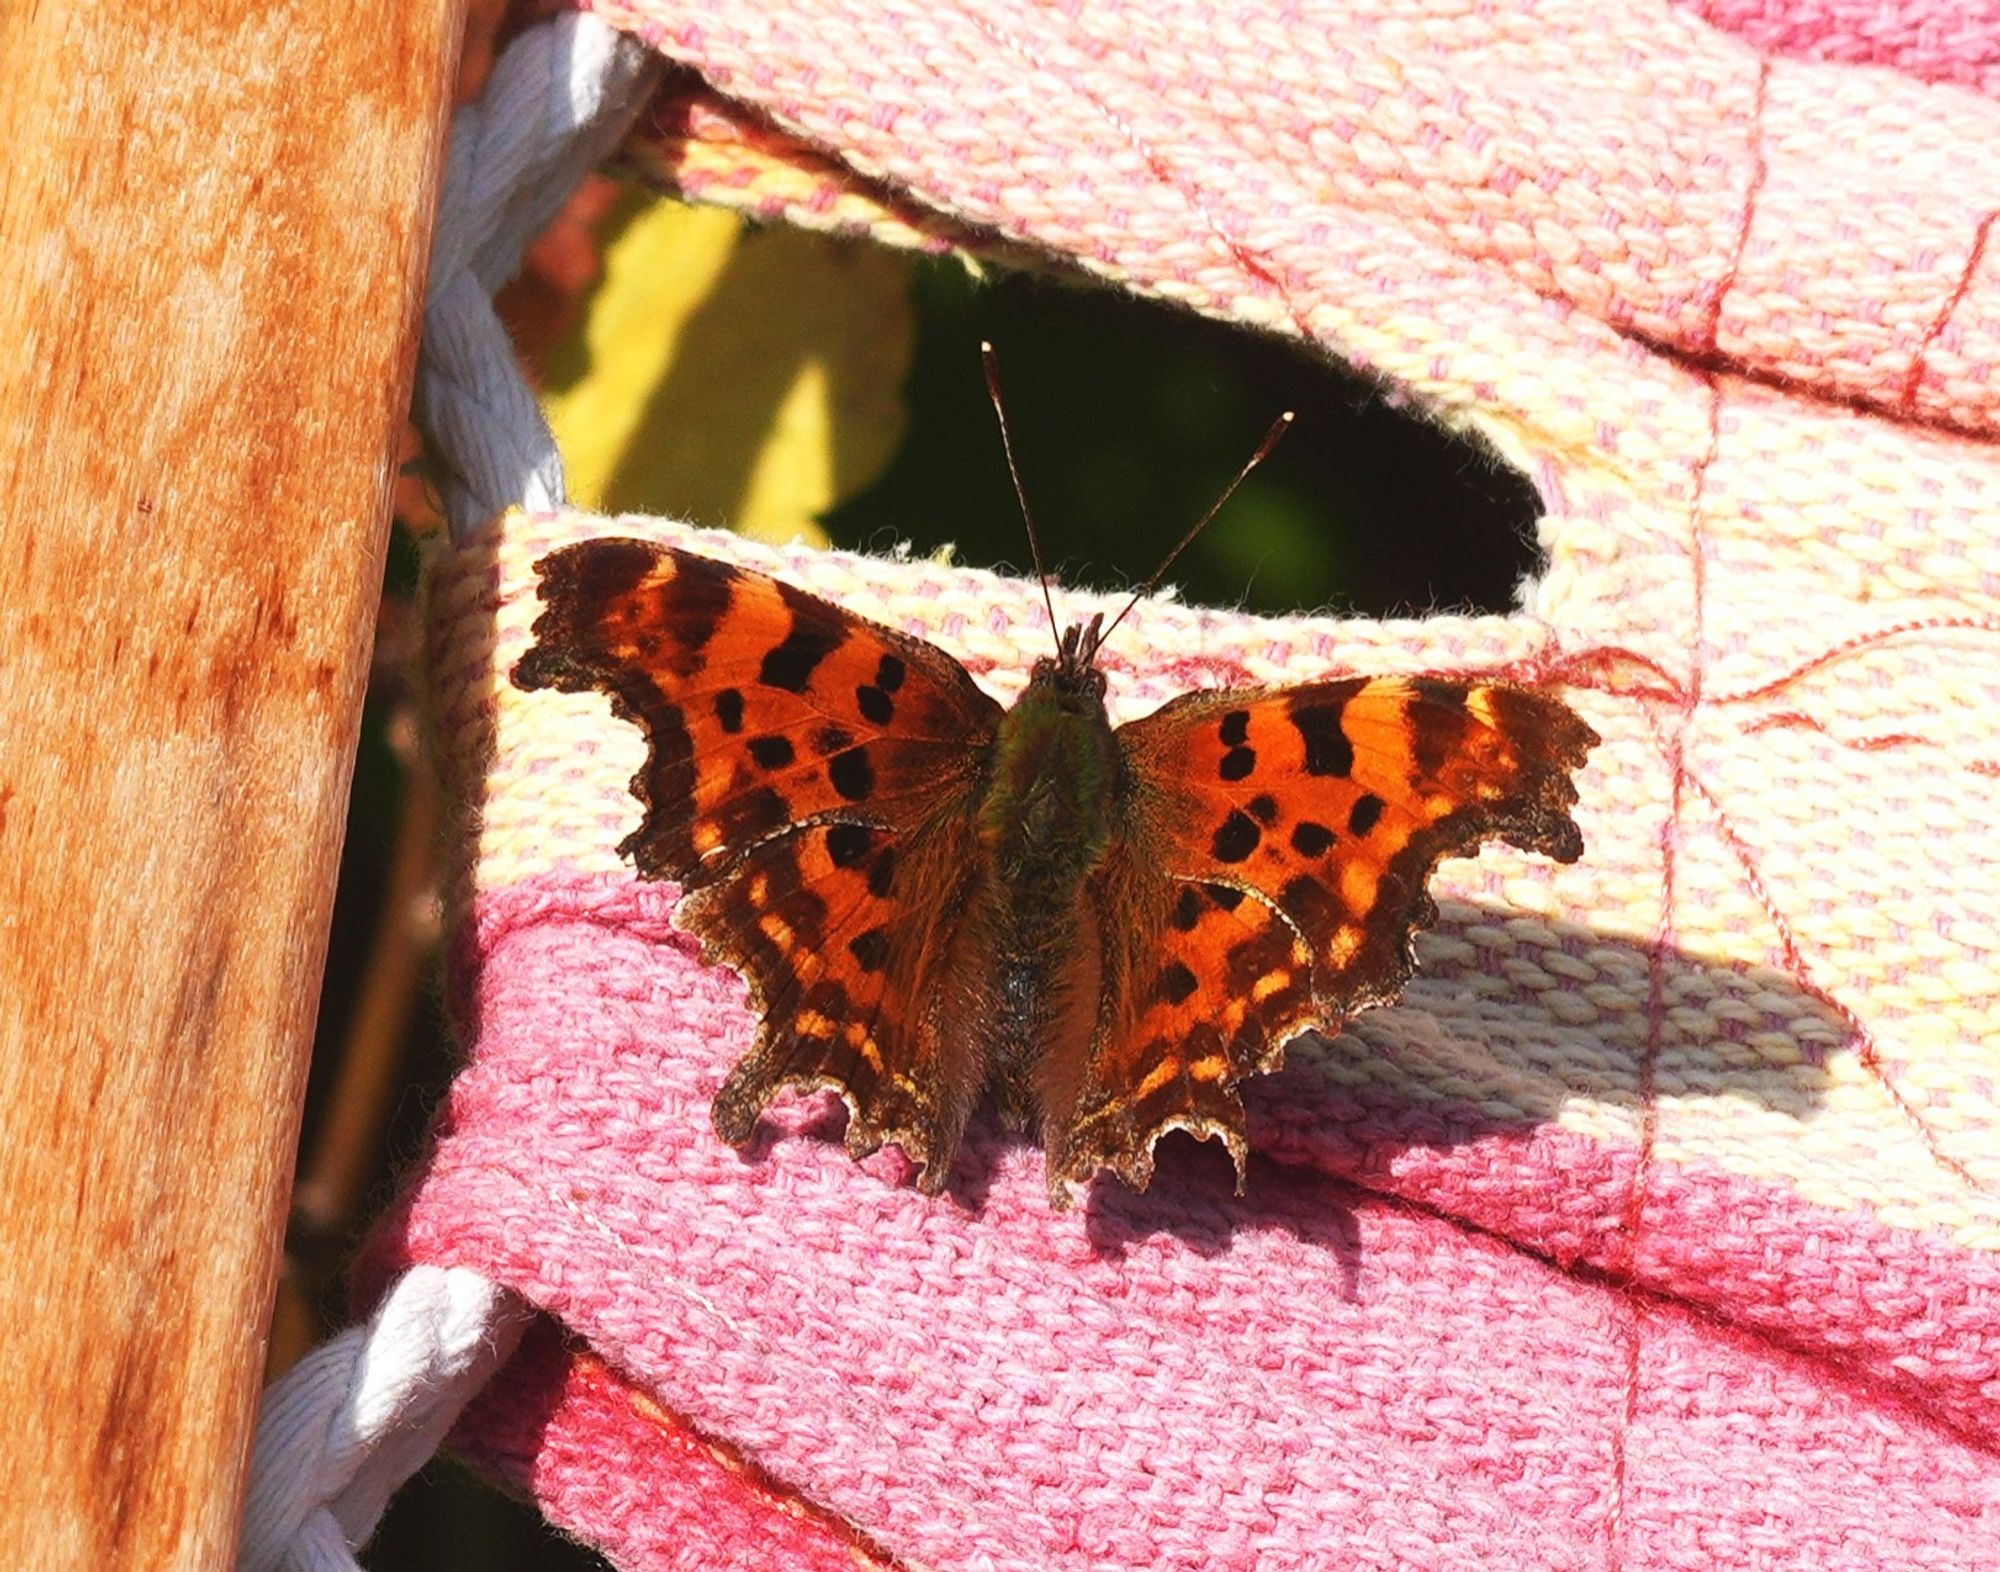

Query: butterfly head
[1035,613,1109,700]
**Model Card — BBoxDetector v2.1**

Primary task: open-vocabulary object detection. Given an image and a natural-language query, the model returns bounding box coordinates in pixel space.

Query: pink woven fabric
[391,870,2000,1566]
[1681,1,2000,93]
[385,872,2000,1569]
[380,2,2000,1567]
[445,1319,888,1570]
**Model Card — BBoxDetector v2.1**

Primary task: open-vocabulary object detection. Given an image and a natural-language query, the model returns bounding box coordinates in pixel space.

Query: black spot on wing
[857,685,894,725]
[875,653,906,693]
[1220,746,1257,781]
[848,927,890,973]
[1348,794,1385,837]
[748,735,795,770]
[759,587,844,692]
[1291,698,1355,778]
[1247,794,1279,826]
[714,689,745,733]
[826,823,875,868]
[1211,810,1261,863]
[1290,820,1335,857]
[814,725,855,755]
[830,747,875,802]
[1153,962,1199,1006]
[1172,886,1206,931]
[1205,883,1246,912]
[1219,710,1250,747]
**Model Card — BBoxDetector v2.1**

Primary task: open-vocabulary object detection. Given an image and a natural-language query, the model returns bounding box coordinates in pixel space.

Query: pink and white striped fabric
[380,2,2000,1566]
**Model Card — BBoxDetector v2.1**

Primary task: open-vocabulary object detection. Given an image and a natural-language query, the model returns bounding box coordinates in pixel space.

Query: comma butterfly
[513,360,1598,1207]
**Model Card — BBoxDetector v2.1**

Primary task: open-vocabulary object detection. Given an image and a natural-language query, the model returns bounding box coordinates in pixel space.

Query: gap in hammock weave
[821,255,1547,623]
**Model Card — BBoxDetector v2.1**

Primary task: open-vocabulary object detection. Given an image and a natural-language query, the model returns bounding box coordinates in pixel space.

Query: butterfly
[512,528,1592,1200]
[512,369,1598,1208]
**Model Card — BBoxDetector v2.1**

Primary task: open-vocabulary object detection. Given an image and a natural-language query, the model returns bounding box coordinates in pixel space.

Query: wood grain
[0,1,464,1565]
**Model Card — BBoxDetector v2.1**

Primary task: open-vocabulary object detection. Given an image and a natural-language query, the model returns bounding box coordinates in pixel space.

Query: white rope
[237,1265,534,1572]
[415,11,661,539]
[238,18,661,1568]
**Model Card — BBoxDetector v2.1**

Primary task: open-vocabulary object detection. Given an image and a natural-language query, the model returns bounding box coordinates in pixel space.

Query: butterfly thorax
[975,627,1119,904]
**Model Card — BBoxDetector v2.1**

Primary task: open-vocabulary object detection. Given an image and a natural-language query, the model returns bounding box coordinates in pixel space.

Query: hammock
[243,5,2000,1567]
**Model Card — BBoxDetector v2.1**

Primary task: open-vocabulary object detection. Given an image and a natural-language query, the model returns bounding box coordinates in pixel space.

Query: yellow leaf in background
[540,191,916,547]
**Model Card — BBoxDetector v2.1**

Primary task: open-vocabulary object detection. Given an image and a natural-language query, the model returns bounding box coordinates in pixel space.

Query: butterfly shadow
[1079,1141,1371,1297]
[942,901,1856,1270]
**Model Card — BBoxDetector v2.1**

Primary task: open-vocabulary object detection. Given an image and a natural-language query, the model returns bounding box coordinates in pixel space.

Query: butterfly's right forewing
[514,539,1006,1186]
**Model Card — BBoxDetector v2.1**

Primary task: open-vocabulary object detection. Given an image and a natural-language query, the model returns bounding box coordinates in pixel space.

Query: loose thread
[1678,765,1988,1193]
[1902,208,1999,414]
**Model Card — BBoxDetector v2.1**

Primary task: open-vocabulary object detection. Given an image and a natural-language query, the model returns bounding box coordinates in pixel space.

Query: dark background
[829,259,1539,618]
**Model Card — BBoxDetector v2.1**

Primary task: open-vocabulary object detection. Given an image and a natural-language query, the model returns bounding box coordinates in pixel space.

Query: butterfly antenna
[1088,409,1294,659]
[981,341,1063,658]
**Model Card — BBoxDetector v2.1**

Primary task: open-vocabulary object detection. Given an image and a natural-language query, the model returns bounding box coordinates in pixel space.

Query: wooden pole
[0,1,464,1565]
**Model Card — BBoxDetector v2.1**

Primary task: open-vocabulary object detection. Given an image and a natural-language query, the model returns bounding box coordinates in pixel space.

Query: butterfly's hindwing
[699,811,993,1183]
[1045,852,1312,1197]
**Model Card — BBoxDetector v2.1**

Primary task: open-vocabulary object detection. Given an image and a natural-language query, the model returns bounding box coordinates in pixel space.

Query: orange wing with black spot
[1044,676,1598,1199]
[513,539,1005,1182]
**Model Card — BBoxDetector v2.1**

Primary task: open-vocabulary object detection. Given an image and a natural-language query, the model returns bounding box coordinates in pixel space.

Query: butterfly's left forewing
[514,538,1006,1184]
[1047,675,1597,1198]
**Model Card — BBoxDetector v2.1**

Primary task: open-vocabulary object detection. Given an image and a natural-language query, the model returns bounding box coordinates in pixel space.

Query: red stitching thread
[1610,62,1770,1554]
[1697,60,1772,362]
[1741,713,1927,750]
[1603,727,1680,1564]
[1509,619,2000,772]
[1712,615,2000,705]
[1901,208,1999,414]
[1605,361,1729,1566]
